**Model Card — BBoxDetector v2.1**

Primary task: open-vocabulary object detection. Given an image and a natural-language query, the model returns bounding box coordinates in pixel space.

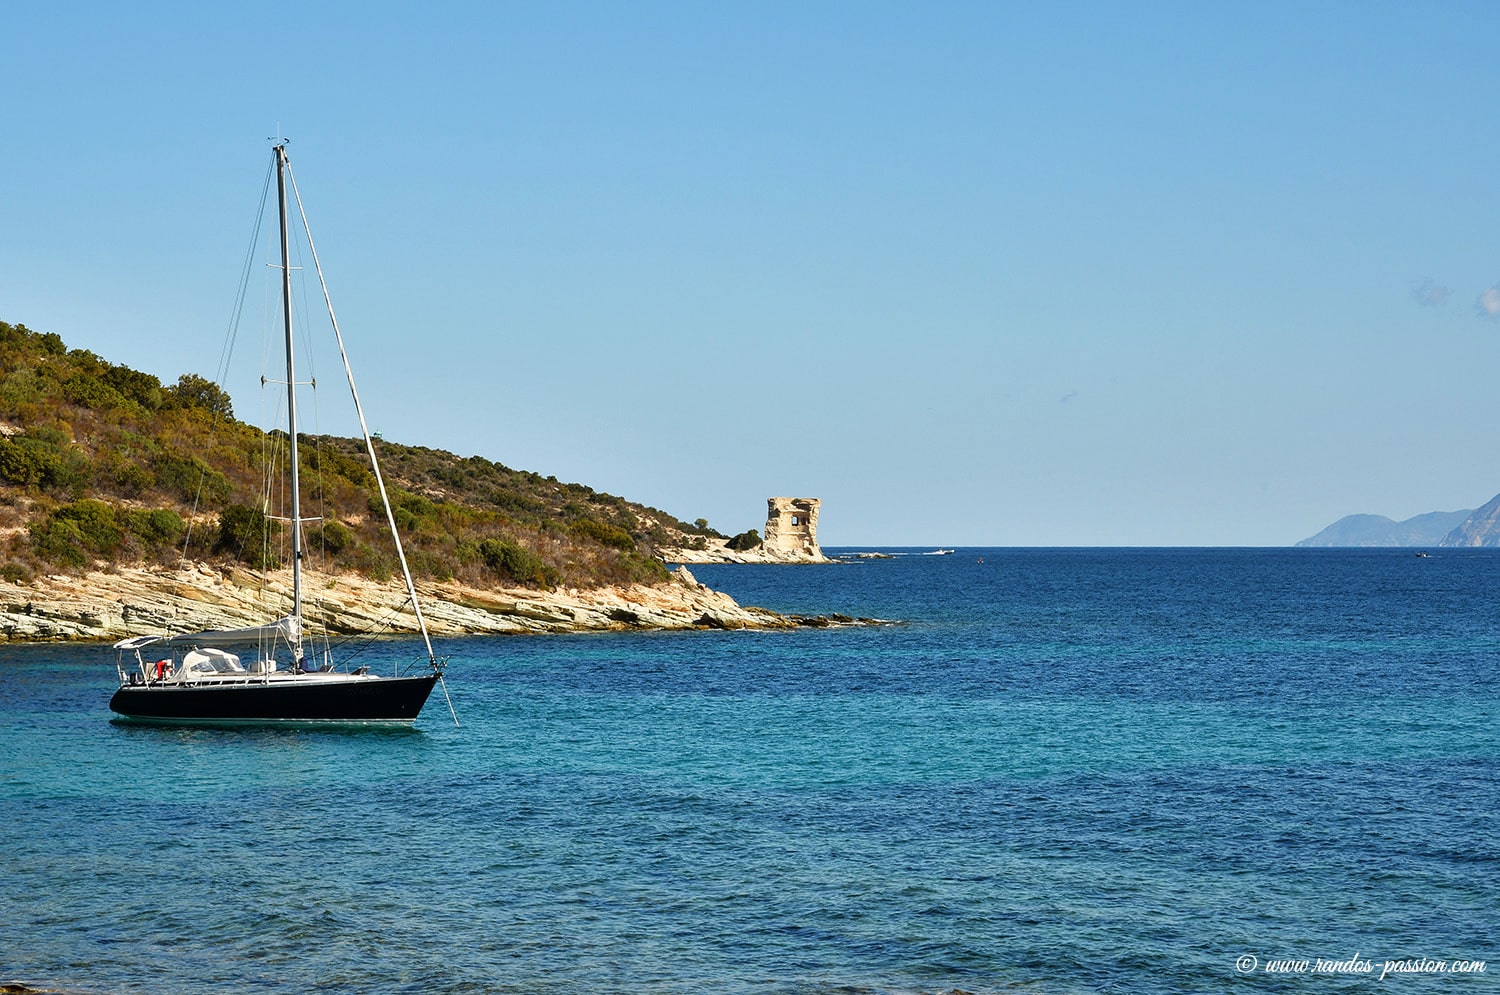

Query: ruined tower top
[763,497,823,559]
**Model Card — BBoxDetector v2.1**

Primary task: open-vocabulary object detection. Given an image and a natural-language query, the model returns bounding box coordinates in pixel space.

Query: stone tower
[763,497,823,559]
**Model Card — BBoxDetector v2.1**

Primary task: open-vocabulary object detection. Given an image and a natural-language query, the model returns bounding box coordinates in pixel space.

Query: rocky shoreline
[659,538,835,565]
[0,562,879,643]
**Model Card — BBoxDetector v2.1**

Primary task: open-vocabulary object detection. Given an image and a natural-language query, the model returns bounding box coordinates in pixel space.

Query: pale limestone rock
[0,560,839,642]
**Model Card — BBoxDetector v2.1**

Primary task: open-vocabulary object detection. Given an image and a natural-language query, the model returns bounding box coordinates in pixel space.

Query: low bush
[312,519,353,555]
[620,553,670,585]
[215,504,280,569]
[570,517,635,551]
[124,508,184,550]
[153,450,231,506]
[31,499,125,567]
[479,537,557,588]
[726,529,763,551]
[0,435,66,488]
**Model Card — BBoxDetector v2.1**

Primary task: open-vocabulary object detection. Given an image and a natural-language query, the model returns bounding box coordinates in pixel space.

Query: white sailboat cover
[113,614,301,651]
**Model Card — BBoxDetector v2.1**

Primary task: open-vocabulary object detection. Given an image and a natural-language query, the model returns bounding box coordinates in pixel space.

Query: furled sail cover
[113,615,301,651]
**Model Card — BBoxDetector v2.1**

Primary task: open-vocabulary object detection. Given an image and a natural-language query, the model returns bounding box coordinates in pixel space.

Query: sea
[2,548,1497,995]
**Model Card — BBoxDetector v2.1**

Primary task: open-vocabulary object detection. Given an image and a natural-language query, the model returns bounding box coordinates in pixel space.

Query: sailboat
[109,142,451,726]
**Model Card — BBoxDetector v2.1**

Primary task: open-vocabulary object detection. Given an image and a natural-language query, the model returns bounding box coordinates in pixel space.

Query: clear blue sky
[6,1,1500,545]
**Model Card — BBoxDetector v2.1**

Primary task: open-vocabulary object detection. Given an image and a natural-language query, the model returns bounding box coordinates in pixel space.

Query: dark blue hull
[109,674,440,726]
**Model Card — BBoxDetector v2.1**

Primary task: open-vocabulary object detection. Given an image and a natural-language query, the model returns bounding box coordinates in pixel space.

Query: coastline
[0,561,874,643]
[658,538,835,565]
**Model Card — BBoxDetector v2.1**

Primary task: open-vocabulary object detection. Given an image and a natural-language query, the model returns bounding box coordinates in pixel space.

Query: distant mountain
[1438,493,1500,547]
[1296,509,1472,547]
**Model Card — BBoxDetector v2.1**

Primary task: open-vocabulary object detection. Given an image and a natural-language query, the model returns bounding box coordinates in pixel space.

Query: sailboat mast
[274,143,305,648]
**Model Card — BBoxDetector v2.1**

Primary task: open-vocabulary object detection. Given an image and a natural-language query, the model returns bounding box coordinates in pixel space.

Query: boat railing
[115,647,288,687]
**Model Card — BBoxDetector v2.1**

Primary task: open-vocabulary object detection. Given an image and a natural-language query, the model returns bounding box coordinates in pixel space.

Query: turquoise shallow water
[2,548,1497,993]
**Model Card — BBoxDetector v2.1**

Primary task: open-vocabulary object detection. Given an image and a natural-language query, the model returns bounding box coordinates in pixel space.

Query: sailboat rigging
[109,142,452,726]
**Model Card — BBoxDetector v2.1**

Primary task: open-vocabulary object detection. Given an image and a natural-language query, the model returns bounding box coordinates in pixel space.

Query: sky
[6,1,1500,546]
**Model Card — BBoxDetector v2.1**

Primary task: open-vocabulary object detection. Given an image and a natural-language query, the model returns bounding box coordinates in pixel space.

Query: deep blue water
[2,548,1497,994]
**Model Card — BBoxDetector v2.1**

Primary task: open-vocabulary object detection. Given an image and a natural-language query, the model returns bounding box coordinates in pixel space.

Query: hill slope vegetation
[0,319,717,590]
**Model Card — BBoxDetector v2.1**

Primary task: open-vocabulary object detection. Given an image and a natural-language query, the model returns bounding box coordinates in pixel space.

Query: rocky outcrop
[661,539,833,564]
[0,562,879,643]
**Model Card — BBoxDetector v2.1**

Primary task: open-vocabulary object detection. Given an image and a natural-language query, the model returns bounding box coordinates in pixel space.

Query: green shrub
[214,504,280,569]
[93,448,155,495]
[408,548,454,582]
[114,460,155,494]
[479,537,557,587]
[621,553,670,585]
[103,366,164,410]
[31,499,125,567]
[569,517,635,551]
[61,371,125,409]
[153,450,231,505]
[396,490,437,519]
[351,542,395,582]
[313,519,353,555]
[27,425,69,447]
[308,446,371,488]
[489,489,546,516]
[167,373,234,418]
[0,367,48,413]
[726,528,763,551]
[124,508,184,549]
[0,435,66,488]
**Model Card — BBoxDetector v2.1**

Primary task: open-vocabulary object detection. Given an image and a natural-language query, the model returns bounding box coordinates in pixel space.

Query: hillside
[1437,493,1500,547]
[0,319,718,591]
